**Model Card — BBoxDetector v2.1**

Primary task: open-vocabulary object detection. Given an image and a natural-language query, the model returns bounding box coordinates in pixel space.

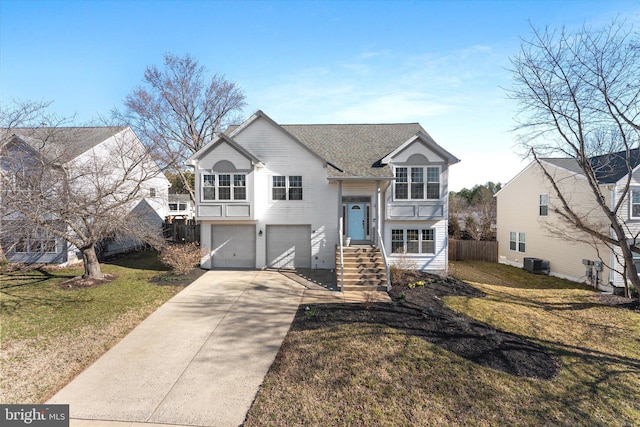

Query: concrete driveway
[48,270,306,427]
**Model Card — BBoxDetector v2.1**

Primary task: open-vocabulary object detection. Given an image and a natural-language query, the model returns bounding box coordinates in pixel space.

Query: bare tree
[1,101,166,279]
[449,182,499,241]
[115,53,247,200]
[509,20,640,295]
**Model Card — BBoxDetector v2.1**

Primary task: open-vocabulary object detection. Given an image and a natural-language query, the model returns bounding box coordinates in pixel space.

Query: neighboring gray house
[0,126,169,265]
[186,111,459,288]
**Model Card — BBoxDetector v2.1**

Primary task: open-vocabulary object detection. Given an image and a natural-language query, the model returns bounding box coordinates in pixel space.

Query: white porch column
[338,180,343,242]
[376,180,382,246]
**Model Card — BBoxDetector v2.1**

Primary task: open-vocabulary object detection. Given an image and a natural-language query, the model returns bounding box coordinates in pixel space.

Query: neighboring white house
[167,194,195,223]
[496,150,640,291]
[0,126,169,264]
[186,110,459,277]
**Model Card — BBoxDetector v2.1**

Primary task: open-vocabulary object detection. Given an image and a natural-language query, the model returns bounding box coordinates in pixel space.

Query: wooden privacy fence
[163,222,200,244]
[448,238,497,262]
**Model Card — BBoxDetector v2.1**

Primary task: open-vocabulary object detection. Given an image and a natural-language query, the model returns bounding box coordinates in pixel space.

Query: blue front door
[347,203,365,240]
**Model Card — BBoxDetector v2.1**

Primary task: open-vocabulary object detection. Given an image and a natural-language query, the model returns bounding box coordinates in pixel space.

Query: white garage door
[211,225,256,268]
[266,225,311,269]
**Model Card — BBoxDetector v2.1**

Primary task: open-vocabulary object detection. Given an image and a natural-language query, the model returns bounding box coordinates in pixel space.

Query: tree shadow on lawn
[295,277,561,380]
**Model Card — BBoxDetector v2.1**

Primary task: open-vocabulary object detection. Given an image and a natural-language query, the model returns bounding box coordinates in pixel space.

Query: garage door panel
[266,225,311,269]
[212,225,255,268]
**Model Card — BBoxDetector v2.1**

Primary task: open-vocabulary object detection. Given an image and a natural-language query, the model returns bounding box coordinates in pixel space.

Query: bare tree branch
[114,53,247,200]
[508,19,640,296]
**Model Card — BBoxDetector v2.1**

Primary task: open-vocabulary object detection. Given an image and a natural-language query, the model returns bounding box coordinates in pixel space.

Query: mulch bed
[294,272,561,380]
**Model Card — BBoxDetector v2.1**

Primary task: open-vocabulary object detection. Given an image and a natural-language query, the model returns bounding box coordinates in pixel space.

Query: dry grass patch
[245,261,640,426]
[0,251,186,403]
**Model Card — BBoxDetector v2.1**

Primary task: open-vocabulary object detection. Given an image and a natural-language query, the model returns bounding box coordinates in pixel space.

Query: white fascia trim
[380,132,460,165]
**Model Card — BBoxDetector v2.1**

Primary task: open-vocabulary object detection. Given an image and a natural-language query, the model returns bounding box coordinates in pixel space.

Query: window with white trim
[394,166,440,200]
[631,190,640,218]
[201,173,246,201]
[272,176,303,201]
[169,202,187,211]
[149,188,156,198]
[509,232,526,253]
[539,194,549,216]
[391,228,436,254]
[14,230,58,254]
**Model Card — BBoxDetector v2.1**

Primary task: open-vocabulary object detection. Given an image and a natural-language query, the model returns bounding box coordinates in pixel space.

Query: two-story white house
[1,126,169,265]
[186,111,459,287]
[496,150,640,293]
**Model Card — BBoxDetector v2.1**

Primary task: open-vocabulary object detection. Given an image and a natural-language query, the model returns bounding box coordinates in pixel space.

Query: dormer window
[394,166,440,200]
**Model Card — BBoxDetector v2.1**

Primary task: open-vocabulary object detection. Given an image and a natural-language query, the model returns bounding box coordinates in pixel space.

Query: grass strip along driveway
[0,251,191,404]
[245,262,640,426]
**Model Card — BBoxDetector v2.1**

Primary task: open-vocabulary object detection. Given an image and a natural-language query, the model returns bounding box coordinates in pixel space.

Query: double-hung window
[509,232,526,253]
[539,194,549,216]
[426,167,440,199]
[391,229,405,253]
[631,190,640,218]
[202,173,246,201]
[394,166,440,200]
[395,168,409,200]
[391,228,436,254]
[422,229,435,253]
[272,176,303,201]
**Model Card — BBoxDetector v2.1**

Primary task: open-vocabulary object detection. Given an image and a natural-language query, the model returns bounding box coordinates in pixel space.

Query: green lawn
[0,251,185,403]
[245,261,640,426]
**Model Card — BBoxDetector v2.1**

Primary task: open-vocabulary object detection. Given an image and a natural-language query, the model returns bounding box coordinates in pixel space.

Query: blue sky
[1,0,638,190]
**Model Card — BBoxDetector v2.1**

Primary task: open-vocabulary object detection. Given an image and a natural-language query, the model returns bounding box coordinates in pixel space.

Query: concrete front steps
[336,245,388,292]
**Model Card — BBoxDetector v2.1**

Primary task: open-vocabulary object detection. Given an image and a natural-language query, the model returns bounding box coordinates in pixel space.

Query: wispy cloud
[250,43,509,125]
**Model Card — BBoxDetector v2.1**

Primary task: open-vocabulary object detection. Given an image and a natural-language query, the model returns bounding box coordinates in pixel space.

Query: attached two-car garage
[210,224,311,269]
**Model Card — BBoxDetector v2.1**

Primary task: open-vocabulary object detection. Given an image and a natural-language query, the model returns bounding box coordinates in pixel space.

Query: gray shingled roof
[541,158,583,175]
[8,127,126,163]
[280,123,427,178]
[542,149,640,184]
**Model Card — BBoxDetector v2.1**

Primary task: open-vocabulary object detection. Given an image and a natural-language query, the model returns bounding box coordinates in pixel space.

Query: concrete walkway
[48,270,306,427]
